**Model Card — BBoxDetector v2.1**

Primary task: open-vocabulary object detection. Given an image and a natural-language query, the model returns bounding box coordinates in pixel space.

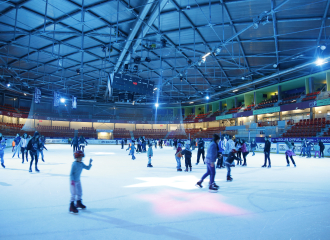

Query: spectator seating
[113,128,130,139]
[133,129,167,139]
[302,91,320,102]
[209,110,223,117]
[226,107,241,114]
[244,104,255,111]
[282,118,329,138]
[185,114,195,120]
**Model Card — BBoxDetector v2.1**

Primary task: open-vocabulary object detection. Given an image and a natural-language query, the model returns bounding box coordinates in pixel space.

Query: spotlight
[186,5,191,10]
[206,96,210,100]
[145,57,151,62]
[60,98,65,103]
[6,82,10,87]
[241,76,245,80]
[76,69,80,75]
[24,93,27,96]
[180,77,183,81]
[215,47,222,55]
[273,63,278,68]
[320,45,326,51]
[155,103,159,108]
[315,58,327,66]
[233,89,238,92]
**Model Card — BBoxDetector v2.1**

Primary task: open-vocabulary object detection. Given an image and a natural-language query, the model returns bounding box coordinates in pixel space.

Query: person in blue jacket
[12,133,21,158]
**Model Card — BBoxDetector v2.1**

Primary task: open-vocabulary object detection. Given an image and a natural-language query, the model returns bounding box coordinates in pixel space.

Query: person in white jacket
[224,135,235,166]
[19,133,29,163]
[147,143,153,168]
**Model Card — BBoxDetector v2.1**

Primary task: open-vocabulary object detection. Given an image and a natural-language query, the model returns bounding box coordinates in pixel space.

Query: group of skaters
[70,135,88,152]
[0,131,47,172]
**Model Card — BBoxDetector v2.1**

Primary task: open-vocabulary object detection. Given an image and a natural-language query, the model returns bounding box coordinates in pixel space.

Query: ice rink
[1,144,330,240]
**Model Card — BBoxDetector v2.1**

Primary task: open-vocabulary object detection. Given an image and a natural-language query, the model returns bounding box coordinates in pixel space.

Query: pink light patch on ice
[137,190,250,217]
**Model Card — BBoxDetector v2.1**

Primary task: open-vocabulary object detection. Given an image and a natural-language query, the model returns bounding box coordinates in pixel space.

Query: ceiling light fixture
[233,89,238,92]
[315,58,327,66]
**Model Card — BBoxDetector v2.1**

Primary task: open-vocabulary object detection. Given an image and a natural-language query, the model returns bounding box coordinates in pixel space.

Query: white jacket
[225,139,235,154]
[20,138,28,148]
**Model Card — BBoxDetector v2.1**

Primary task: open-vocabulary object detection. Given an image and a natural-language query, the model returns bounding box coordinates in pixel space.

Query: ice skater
[130,141,136,160]
[27,132,41,172]
[19,133,29,163]
[313,142,321,158]
[250,139,258,156]
[182,144,192,172]
[38,135,47,162]
[121,138,124,149]
[147,143,153,167]
[306,140,313,158]
[262,136,271,168]
[69,150,93,214]
[285,141,296,167]
[71,136,78,152]
[0,139,6,168]
[235,138,242,163]
[78,136,88,152]
[196,134,220,192]
[300,138,307,157]
[216,136,226,169]
[196,138,205,165]
[225,149,242,182]
[12,133,21,158]
[319,140,325,158]
[175,143,183,171]
[225,135,235,167]
[241,140,249,166]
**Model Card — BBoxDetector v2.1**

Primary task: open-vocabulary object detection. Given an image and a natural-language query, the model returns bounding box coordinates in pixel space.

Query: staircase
[129,131,134,139]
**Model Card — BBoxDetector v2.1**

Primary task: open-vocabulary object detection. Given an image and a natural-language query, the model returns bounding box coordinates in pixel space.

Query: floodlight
[76,69,80,75]
[273,63,278,68]
[315,58,326,66]
[60,98,66,103]
[155,103,159,108]
[6,82,10,87]
[206,96,210,100]
[320,45,326,51]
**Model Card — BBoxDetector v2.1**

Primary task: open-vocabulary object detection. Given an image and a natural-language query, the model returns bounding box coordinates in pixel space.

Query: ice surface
[1,144,330,240]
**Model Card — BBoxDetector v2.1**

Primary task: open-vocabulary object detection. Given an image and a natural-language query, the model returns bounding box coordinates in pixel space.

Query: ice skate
[177,168,182,172]
[1,163,5,168]
[287,164,290,167]
[76,200,86,209]
[42,159,45,162]
[184,168,188,172]
[69,202,79,213]
[35,167,40,172]
[147,164,153,167]
[294,164,296,167]
[195,181,203,188]
[209,183,218,193]
[212,182,220,189]
[190,167,192,172]
[261,165,266,168]
[195,162,198,165]
[227,176,233,182]
[267,165,271,168]
[29,168,32,172]
[242,163,247,166]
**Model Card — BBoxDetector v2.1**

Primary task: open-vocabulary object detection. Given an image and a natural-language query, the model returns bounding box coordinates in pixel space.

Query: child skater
[12,133,21,158]
[225,149,242,182]
[182,144,192,172]
[241,139,249,166]
[175,143,183,171]
[250,138,258,156]
[19,133,29,163]
[0,139,6,168]
[147,143,153,167]
[313,142,321,158]
[285,140,296,167]
[69,150,93,214]
[130,141,136,160]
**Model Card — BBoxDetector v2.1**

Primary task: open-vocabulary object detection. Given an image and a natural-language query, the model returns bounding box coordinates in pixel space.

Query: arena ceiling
[0,0,330,105]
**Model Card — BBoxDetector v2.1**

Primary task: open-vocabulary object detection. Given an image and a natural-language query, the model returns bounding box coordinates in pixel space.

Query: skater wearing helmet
[69,150,93,214]
[196,134,221,193]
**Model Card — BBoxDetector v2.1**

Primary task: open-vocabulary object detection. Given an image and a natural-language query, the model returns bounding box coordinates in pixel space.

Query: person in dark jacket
[319,140,325,158]
[71,136,79,152]
[262,136,271,168]
[196,134,220,192]
[27,131,41,172]
[196,138,205,165]
[225,149,241,181]
[216,136,226,168]
[182,144,192,172]
[78,136,88,152]
[121,138,125,149]
[38,135,47,162]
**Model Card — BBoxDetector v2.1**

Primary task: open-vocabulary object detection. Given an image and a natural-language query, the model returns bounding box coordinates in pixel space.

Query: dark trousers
[242,152,249,165]
[197,149,205,163]
[78,145,85,152]
[185,157,192,168]
[264,151,271,166]
[121,143,124,149]
[21,147,28,162]
[225,162,231,177]
[320,149,324,157]
[216,155,223,167]
[286,155,295,165]
[300,147,306,156]
[73,144,78,152]
[29,152,38,169]
[201,163,215,185]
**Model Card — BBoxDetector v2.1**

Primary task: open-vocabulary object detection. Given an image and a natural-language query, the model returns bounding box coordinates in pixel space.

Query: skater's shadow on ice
[79,212,201,240]
[0,182,11,186]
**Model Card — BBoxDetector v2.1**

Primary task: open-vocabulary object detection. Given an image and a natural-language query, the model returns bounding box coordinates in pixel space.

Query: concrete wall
[52,121,70,127]
[70,122,92,130]
[93,123,115,130]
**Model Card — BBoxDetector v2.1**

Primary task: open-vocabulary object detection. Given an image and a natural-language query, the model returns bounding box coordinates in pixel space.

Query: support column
[235,118,238,126]
[114,123,116,130]
[205,104,209,113]
[279,112,282,121]
[234,97,238,108]
[326,71,330,91]
[254,115,257,123]
[310,107,315,120]
[278,85,281,100]
[309,77,314,94]
[305,78,310,94]
[219,101,222,111]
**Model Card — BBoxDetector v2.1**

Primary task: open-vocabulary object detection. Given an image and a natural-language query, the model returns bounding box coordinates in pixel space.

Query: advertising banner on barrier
[253,107,280,115]
[256,143,277,153]
[216,114,233,120]
[273,137,330,143]
[280,100,315,111]
[0,110,28,118]
[45,139,118,144]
